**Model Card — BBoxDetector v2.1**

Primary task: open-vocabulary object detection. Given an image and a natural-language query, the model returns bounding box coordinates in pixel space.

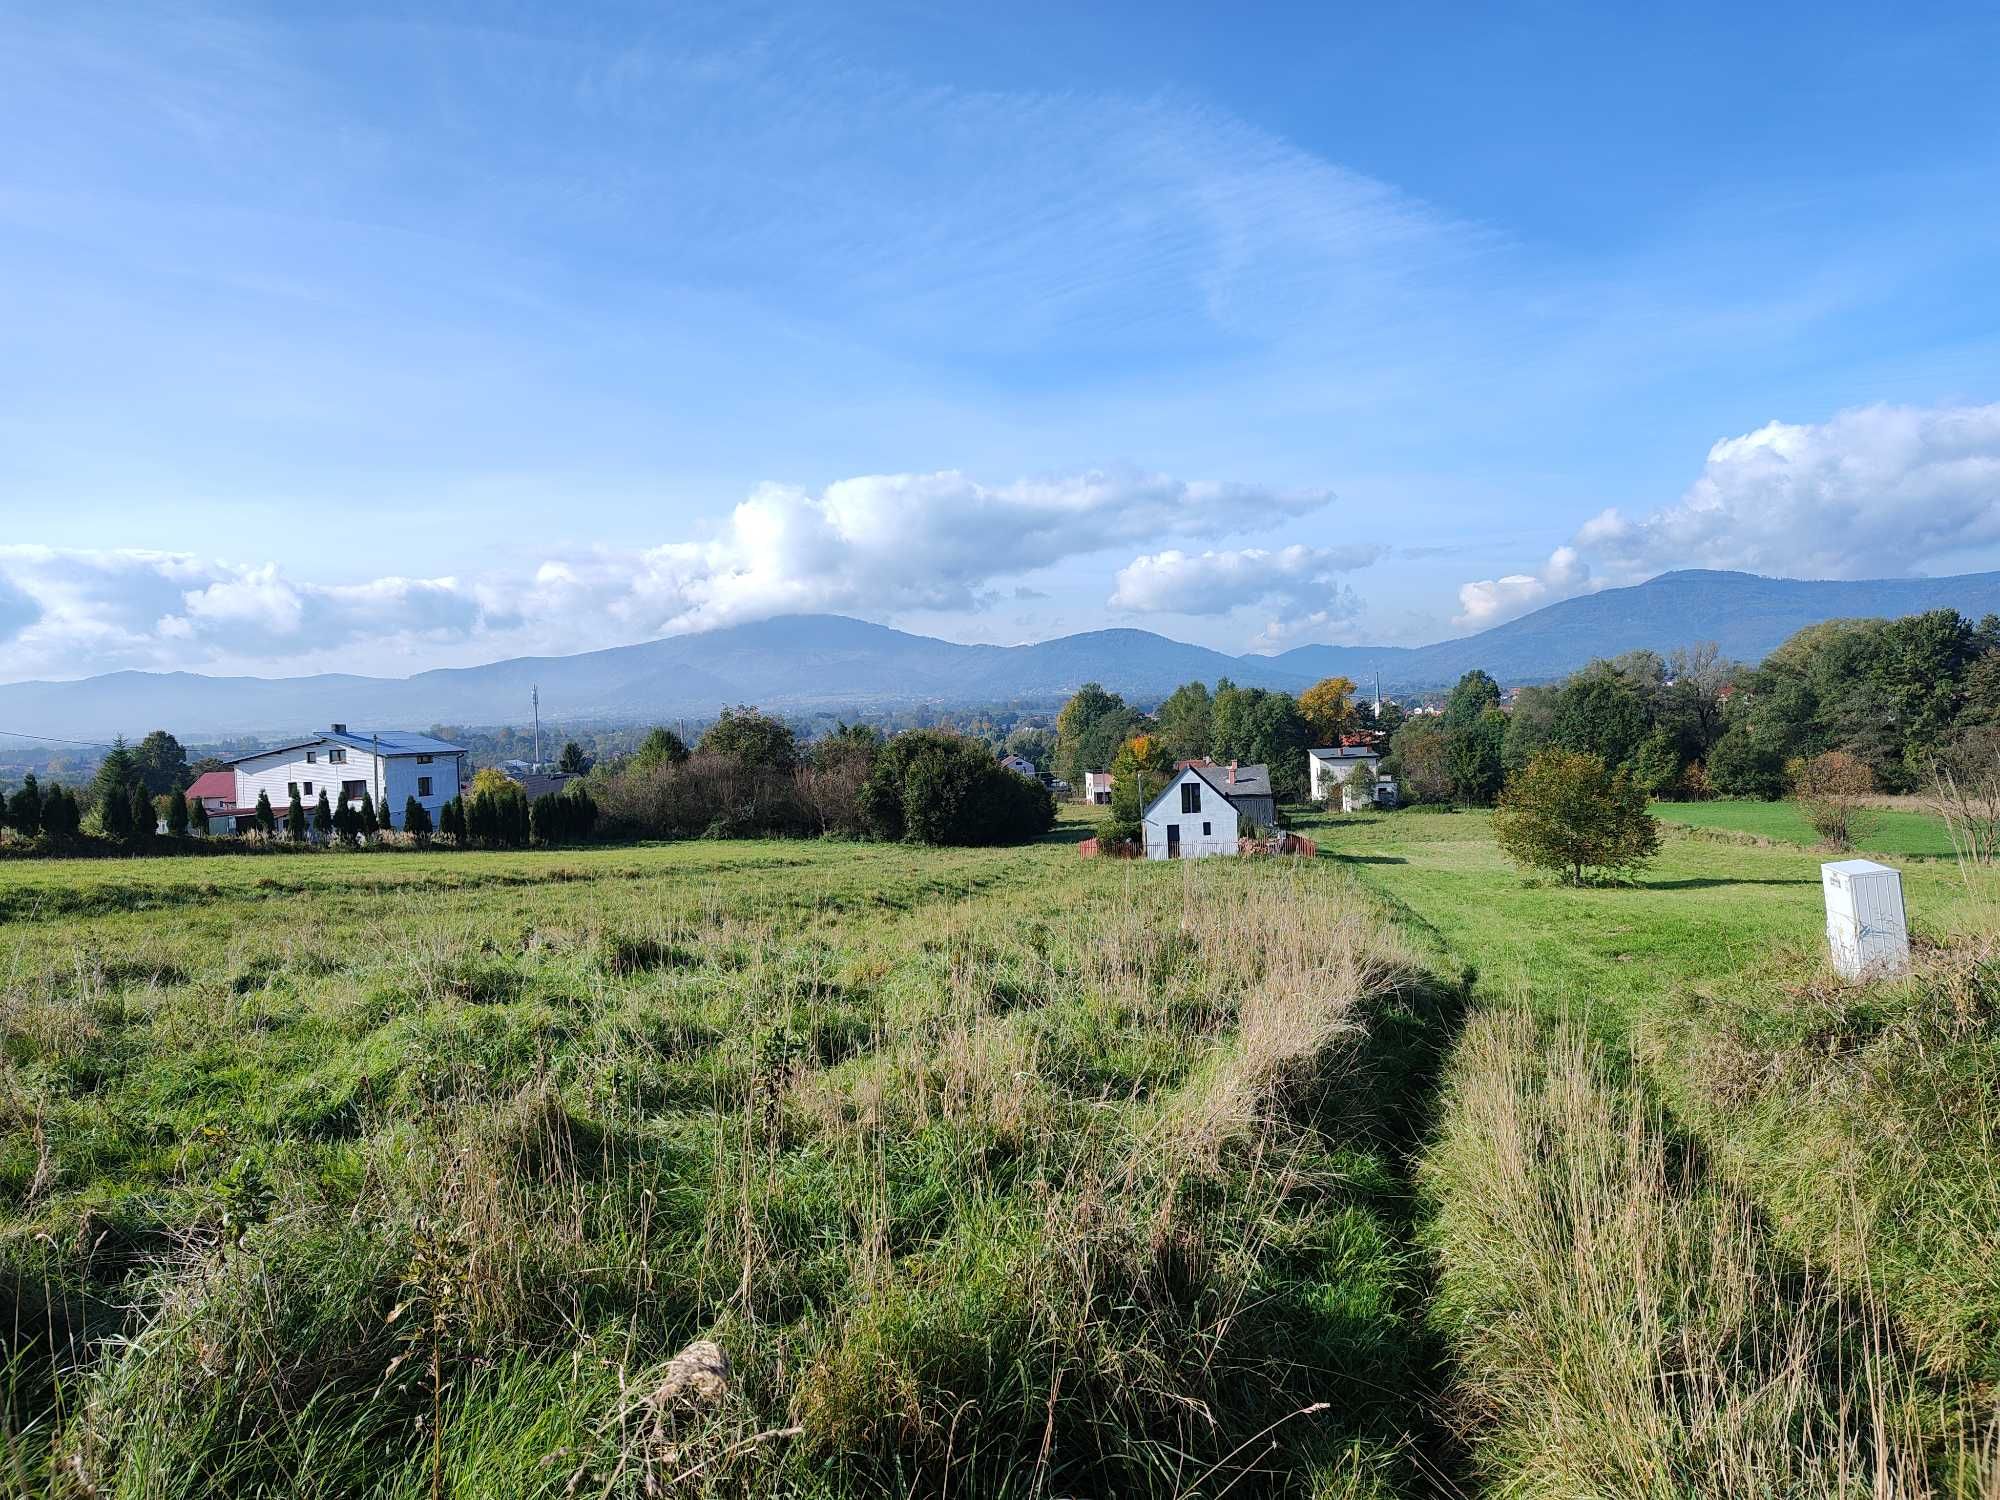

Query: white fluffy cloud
[1455,402,2000,629]
[0,467,1326,680]
[1454,545,1594,629]
[1109,544,1380,643]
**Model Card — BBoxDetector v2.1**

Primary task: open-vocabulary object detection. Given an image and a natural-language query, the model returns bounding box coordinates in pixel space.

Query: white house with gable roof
[1141,761,1275,860]
[227,725,468,829]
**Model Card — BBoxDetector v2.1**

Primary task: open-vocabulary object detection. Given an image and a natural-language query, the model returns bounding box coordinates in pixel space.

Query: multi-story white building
[1307,745,1381,802]
[226,725,468,829]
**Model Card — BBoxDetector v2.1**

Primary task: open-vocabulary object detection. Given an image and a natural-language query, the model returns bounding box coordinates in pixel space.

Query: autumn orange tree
[1300,676,1358,744]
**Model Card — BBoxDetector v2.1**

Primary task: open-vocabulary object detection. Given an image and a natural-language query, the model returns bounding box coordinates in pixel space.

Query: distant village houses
[1083,771,1113,805]
[998,752,1038,778]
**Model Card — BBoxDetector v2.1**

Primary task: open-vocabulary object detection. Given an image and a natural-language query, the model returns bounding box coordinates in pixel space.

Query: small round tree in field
[1789,750,1877,851]
[1493,748,1661,885]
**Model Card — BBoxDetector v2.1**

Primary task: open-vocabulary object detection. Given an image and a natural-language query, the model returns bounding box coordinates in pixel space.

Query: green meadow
[3,804,1996,1495]
[1650,795,1960,857]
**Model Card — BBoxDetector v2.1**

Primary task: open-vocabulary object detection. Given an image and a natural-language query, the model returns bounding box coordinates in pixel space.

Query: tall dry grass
[0,844,1448,1498]
[1424,1005,1997,1499]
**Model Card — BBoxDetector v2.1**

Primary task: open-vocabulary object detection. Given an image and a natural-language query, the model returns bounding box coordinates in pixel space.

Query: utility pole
[1373,671,1382,719]
[532,685,541,771]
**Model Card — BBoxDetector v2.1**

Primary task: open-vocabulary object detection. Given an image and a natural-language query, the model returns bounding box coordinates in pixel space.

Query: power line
[0,728,113,749]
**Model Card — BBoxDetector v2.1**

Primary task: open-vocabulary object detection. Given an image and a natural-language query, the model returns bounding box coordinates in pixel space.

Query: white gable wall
[1143,767,1240,859]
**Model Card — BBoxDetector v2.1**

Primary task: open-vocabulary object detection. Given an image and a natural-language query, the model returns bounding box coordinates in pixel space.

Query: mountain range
[8,568,2000,742]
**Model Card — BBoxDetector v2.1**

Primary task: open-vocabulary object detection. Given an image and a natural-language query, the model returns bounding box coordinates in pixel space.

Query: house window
[302,782,313,796]
[329,748,346,764]
[341,780,366,803]
[1203,821,1211,835]
[417,776,433,797]
[305,751,316,764]
[1180,781,1201,814]
[287,782,298,798]
[416,754,434,765]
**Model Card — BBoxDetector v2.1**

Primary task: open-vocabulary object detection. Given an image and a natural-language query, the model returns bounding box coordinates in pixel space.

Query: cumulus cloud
[1454,402,2000,630]
[1454,545,1594,629]
[1109,543,1381,646]
[0,466,1325,680]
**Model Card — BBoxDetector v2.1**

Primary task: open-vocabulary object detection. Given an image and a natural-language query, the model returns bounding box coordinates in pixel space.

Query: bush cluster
[591,716,1052,847]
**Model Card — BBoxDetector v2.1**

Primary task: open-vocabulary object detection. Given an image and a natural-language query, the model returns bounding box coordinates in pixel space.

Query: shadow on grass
[1332,854,1410,865]
[1646,876,1818,891]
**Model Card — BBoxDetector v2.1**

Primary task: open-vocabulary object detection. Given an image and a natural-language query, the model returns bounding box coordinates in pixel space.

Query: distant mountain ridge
[9,568,2000,741]
[1268,569,2000,687]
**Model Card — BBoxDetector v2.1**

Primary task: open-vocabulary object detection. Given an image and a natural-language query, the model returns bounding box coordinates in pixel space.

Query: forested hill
[10,569,2000,739]
[1270,569,2000,688]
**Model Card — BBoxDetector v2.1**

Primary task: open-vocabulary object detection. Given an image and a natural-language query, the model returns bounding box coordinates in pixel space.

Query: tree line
[587,709,1054,846]
[1379,610,2000,809]
[1054,675,1385,806]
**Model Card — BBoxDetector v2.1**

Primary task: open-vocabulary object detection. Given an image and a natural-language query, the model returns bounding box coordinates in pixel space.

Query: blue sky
[2,1,1998,681]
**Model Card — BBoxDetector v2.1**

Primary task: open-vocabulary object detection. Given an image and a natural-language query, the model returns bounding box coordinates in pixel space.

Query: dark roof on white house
[1189,761,1272,799]
[1309,745,1379,760]
[226,727,465,765]
[1143,761,1273,818]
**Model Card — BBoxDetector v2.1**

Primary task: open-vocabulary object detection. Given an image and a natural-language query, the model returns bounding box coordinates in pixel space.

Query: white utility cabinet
[1821,859,1910,980]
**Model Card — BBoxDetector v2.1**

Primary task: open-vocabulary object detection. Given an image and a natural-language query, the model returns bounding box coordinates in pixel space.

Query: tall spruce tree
[312,791,333,840]
[130,784,157,841]
[101,776,133,839]
[285,788,307,841]
[43,785,79,842]
[166,788,189,837]
[255,790,276,838]
[8,774,41,838]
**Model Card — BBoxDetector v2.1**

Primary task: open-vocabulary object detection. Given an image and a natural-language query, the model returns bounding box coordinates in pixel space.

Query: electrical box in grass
[1821,859,1909,981]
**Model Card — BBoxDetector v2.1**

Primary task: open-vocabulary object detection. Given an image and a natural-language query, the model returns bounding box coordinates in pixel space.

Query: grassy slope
[1651,797,1958,857]
[0,817,1459,1498]
[1307,806,2000,1471]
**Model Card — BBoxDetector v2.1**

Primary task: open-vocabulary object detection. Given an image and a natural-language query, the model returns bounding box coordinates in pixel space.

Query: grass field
[4,805,1996,1496]
[1651,796,1959,857]
[0,813,1464,1498]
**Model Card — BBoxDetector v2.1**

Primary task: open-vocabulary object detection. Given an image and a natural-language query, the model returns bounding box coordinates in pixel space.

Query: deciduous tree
[1789,750,1877,851]
[1493,748,1661,885]
[1299,676,1358,745]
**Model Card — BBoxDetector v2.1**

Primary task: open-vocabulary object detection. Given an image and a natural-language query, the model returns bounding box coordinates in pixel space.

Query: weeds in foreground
[1424,1005,1997,1499]
[0,843,1444,1497]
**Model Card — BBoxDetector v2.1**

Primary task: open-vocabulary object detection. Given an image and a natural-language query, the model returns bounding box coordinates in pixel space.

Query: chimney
[331,723,347,734]
[1228,760,1237,784]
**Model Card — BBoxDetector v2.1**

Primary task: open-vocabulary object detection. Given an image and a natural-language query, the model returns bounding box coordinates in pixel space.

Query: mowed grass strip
[0,831,1453,1498]
[1651,796,1959,857]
